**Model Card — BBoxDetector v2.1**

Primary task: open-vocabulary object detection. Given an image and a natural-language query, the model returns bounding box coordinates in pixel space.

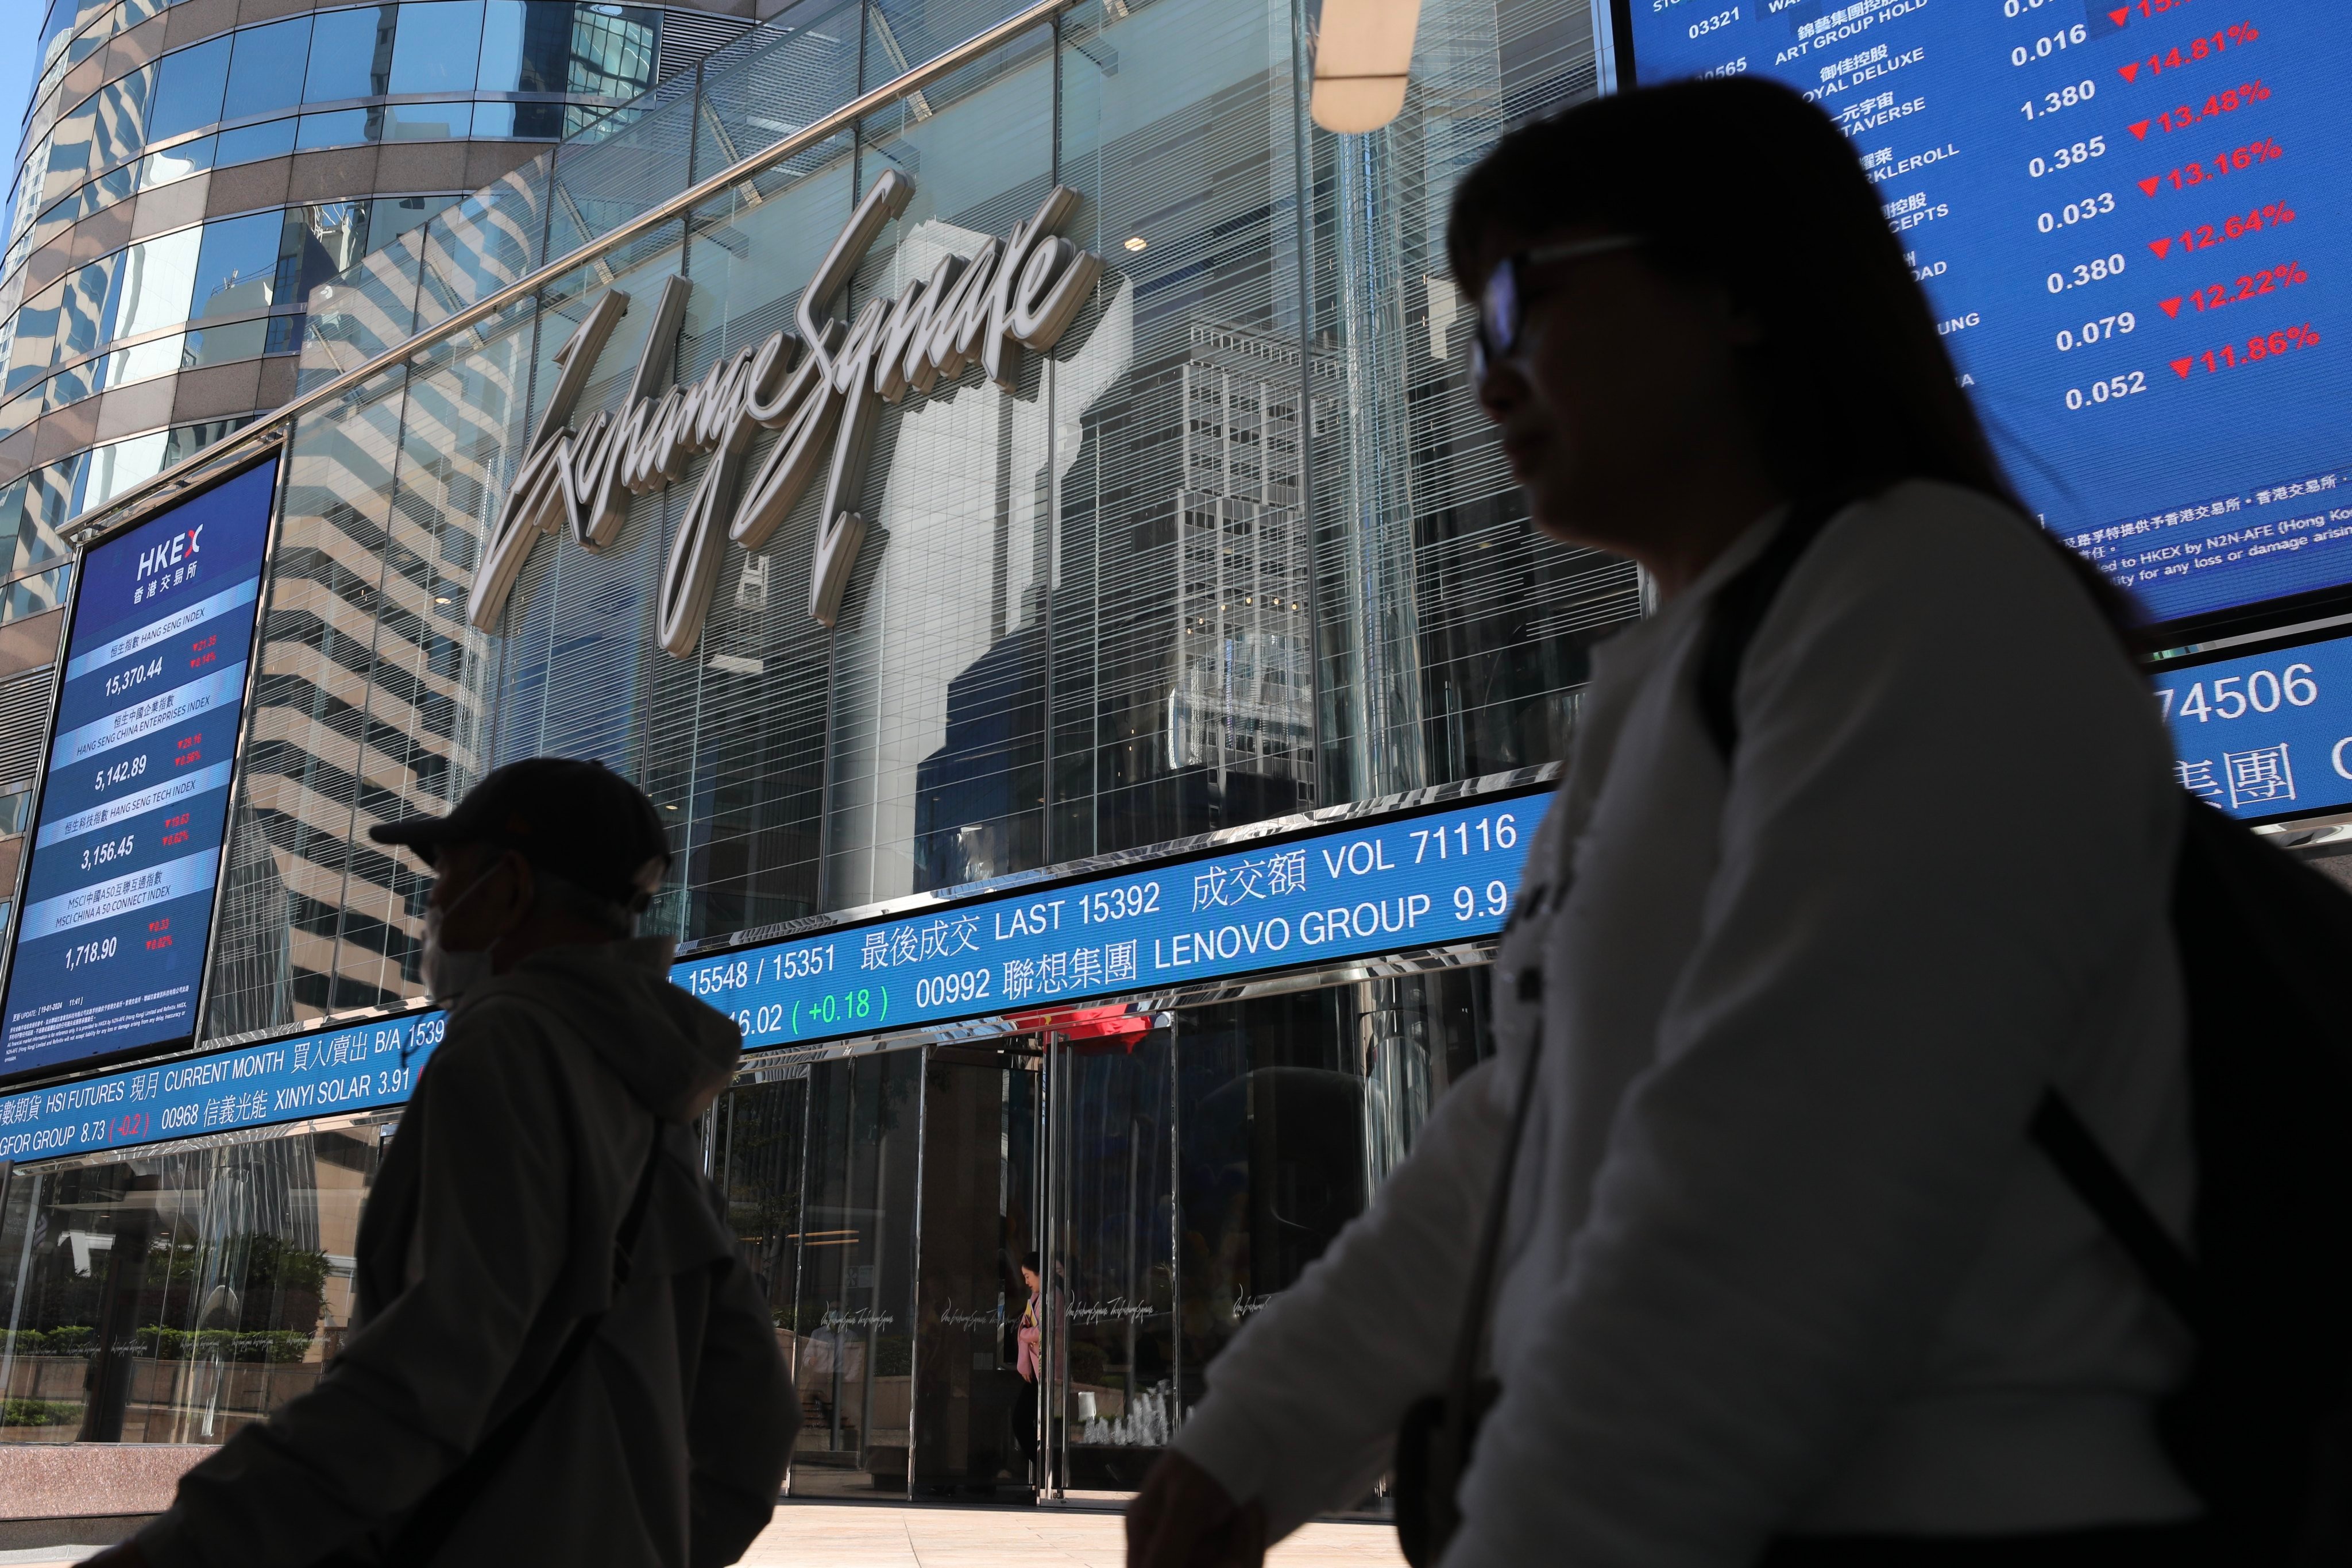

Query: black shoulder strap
[1694,489,1863,763]
[1694,485,2204,1341]
[386,1120,667,1563]
[2028,1093,2203,1335]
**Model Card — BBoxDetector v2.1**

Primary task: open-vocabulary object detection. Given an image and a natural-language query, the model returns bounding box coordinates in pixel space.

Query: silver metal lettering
[472,173,1102,652]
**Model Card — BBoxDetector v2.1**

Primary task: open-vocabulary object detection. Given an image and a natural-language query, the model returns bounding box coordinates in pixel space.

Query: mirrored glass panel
[388,0,486,95]
[146,34,231,145]
[0,1123,389,1445]
[226,17,315,121]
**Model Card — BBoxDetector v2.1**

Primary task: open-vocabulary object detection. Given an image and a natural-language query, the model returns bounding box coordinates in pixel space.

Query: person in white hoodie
[92,758,795,1568]
[1127,77,2206,1568]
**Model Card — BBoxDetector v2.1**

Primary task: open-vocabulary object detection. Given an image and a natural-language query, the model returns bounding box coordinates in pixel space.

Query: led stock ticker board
[2153,628,2352,825]
[673,790,1549,1053]
[1623,0,2352,632]
[0,1011,443,1165]
[0,793,1547,1161]
[1,461,277,1080]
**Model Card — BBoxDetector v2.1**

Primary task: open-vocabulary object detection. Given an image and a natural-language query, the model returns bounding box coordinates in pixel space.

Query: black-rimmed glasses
[1469,234,1647,383]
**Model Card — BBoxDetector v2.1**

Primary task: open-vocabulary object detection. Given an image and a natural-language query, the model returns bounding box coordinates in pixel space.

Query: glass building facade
[0,0,1620,1499]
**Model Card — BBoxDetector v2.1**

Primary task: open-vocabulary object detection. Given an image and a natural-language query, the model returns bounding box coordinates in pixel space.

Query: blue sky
[1,0,43,181]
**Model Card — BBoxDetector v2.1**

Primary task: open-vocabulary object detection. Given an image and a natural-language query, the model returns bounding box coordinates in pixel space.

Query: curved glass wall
[1,201,409,440]
[5,1,666,284]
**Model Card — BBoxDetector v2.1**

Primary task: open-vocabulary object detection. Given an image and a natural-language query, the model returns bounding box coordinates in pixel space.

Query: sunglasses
[1469,234,1647,383]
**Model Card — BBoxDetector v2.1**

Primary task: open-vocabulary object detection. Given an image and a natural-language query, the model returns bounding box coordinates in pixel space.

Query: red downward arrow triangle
[2149,236,2174,258]
[2138,176,2162,197]
[2120,61,2142,82]
[2110,6,2130,25]
[2171,357,2195,379]
[2130,119,2152,140]
[2160,296,2183,318]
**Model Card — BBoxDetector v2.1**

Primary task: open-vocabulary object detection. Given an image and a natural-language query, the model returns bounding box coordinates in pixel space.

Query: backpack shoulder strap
[2029,1090,2203,1335]
[1695,488,1870,763]
[1694,485,2209,1342]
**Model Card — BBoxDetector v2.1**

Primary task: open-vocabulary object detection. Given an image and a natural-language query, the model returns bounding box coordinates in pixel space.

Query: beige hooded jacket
[137,936,794,1568]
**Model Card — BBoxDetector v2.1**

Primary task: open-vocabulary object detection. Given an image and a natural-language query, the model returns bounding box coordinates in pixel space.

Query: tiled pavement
[0,1501,1407,1568]
[740,1501,1407,1567]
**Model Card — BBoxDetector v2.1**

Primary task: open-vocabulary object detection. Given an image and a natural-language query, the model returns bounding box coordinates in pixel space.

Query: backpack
[1700,489,2352,1565]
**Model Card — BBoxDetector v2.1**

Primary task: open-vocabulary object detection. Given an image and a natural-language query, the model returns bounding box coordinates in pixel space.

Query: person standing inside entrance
[1129,76,2200,1567]
[91,758,795,1568]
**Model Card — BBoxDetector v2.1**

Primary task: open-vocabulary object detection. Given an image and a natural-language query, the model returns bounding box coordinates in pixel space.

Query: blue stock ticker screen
[2,791,1547,1164]
[1624,0,2352,632]
[0,460,276,1080]
[672,791,1547,1053]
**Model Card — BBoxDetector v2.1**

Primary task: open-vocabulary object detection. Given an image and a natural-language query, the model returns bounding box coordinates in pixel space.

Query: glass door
[1041,1019,1179,1496]
[910,1039,1042,1500]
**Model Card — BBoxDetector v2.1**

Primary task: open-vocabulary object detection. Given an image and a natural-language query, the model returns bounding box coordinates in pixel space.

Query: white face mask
[420,863,504,1005]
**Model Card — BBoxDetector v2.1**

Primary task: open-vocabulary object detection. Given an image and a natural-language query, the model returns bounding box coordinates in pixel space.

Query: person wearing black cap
[95,759,795,1568]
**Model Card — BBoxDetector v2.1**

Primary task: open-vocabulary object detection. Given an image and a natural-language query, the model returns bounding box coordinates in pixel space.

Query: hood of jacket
[462,936,741,1122]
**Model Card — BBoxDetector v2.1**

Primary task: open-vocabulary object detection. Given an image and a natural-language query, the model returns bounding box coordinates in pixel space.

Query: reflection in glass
[138,134,215,192]
[184,318,269,368]
[226,17,314,120]
[304,6,398,103]
[786,1051,921,1497]
[295,109,373,153]
[388,0,486,94]
[194,211,285,320]
[146,34,231,144]
[109,226,204,341]
[214,117,298,168]
[378,102,471,141]
[0,1126,387,1446]
[912,1044,1041,1499]
[88,67,157,173]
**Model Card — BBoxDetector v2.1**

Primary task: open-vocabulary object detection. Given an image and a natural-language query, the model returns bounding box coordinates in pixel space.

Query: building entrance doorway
[709,970,1494,1502]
